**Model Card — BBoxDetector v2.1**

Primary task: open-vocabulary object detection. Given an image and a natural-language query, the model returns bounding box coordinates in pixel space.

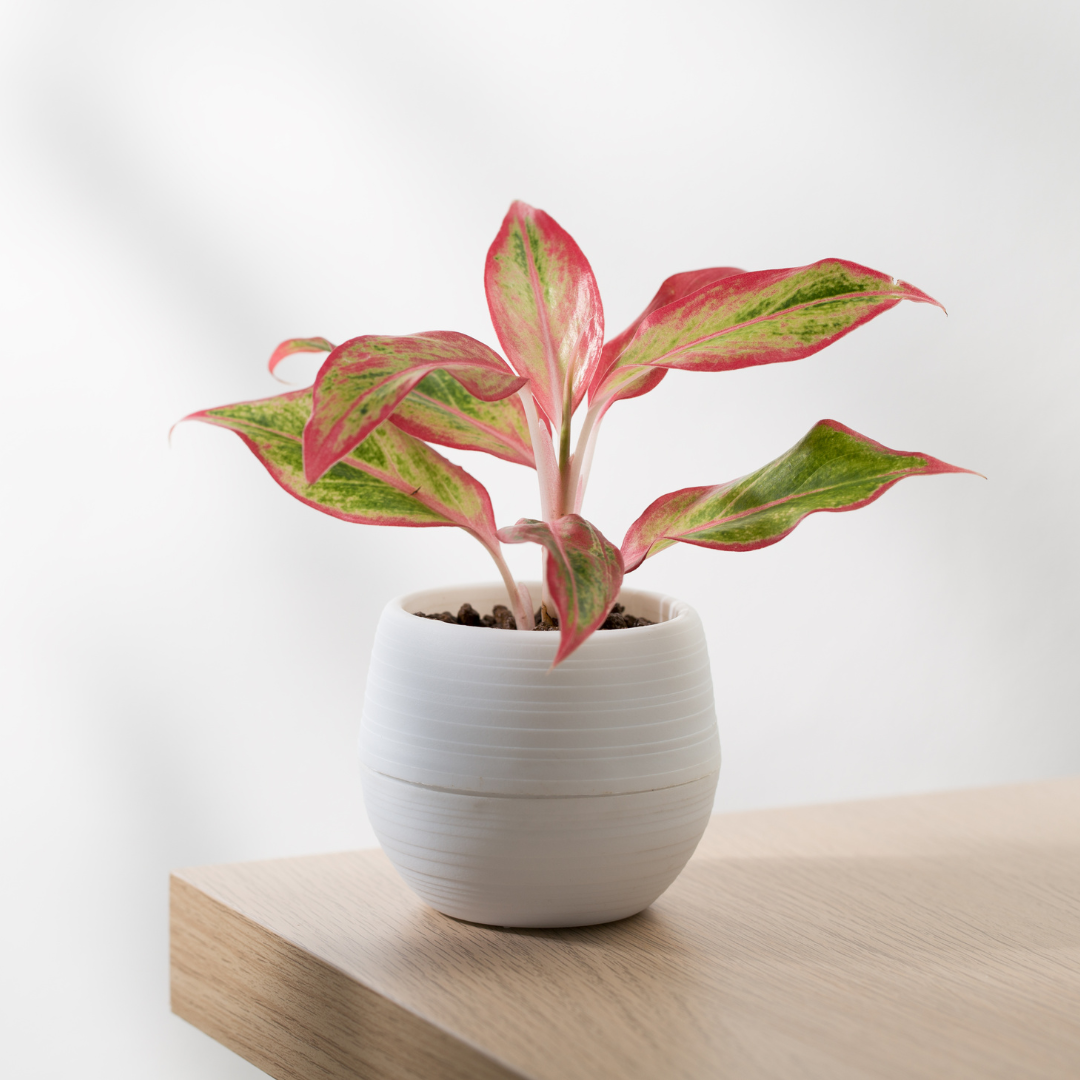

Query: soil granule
[413,602,654,632]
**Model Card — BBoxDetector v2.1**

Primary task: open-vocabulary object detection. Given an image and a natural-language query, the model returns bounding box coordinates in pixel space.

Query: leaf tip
[893,277,947,315]
[549,633,580,671]
[945,462,985,480]
[268,337,335,383]
[302,460,325,486]
[169,408,210,447]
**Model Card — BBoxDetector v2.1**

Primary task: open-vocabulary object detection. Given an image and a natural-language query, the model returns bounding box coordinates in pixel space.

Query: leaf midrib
[408,389,532,463]
[226,415,469,527]
[677,467,919,536]
[617,288,904,373]
[518,209,563,427]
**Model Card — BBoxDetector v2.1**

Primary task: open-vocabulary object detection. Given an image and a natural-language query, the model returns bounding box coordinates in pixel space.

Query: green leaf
[622,420,976,571]
[183,388,501,546]
[390,369,535,468]
[497,515,624,665]
[595,260,942,405]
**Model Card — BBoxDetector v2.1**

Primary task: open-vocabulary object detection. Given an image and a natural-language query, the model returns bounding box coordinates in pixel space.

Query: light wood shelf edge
[170,779,1080,1080]
[170,874,521,1080]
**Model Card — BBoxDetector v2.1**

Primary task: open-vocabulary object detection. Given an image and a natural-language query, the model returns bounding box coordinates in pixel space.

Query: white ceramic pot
[358,582,720,928]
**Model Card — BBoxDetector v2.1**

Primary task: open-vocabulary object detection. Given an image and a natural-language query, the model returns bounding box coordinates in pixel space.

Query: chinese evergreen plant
[186,202,972,664]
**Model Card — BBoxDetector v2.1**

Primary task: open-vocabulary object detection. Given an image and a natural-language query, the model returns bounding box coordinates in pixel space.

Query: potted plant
[183,201,973,927]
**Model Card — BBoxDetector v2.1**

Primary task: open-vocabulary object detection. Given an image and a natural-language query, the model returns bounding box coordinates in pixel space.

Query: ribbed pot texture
[359,582,720,928]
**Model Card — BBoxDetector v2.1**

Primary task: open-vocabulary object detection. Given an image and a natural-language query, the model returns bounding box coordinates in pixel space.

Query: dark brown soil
[412,602,654,631]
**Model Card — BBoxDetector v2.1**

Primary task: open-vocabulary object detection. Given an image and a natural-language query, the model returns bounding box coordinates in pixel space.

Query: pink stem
[519,386,559,613]
[485,540,531,630]
[519,386,559,521]
[567,399,607,514]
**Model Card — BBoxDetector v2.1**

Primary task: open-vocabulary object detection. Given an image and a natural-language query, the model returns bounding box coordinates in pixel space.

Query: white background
[2,1,1077,1076]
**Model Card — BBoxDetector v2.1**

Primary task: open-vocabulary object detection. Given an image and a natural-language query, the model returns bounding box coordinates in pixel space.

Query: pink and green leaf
[265,336,533,468]
[389,369,535,468]
[268,337,335,379]
[622,420,975,571]
[183,388,500,547]
[304,331,526,484]
[594,259,943,405]
[589,266,744,407]
[485,201,604,430]
[497,514,624,665]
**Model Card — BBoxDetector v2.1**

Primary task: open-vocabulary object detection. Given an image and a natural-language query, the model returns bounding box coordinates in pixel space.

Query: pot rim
[385,581,691,645]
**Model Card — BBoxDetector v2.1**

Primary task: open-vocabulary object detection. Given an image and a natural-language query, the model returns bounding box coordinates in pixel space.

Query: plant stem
[567,399,607,514]
[486,540,531,631]
[518,387,558,522]
[557,379,574,516]
[514,385,561,622]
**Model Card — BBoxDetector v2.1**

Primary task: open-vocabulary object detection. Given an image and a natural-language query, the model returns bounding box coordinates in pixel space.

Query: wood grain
[171,777,1080,1079]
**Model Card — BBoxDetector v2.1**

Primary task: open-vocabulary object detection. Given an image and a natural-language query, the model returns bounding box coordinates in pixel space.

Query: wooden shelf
[171,778,1080,1079]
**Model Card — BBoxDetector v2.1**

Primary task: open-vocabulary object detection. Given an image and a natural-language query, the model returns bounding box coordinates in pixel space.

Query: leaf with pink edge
[485,201,604,430]
[588,266,745,408]
[497,514,624,665]
[389,369,535,468]
[303,331,526,484]
[594,259,943,406]
[622,420,976,571]
[268,337,334,379]
[182,388,501,548]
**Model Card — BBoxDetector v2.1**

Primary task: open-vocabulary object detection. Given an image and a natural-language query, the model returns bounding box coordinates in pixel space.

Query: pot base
[361,766,719,928]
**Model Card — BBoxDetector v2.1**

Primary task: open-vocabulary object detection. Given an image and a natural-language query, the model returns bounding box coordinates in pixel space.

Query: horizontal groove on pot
[360,583,721,797]
[363,770,716,800]
[360,730,719,765]
[361,766,719,928]
[364,674,714,713]
[360,707,717,752]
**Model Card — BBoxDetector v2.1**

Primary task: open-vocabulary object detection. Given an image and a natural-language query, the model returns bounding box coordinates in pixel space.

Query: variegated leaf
[304,332,526,484]
[268,337,334,379]
[497,514,624,665]
[594,260,942,405]
[390,369,535,468]
[589,266,744,407]
[622,420,974,571]
[485,201,604,430]
[183,388,500,547]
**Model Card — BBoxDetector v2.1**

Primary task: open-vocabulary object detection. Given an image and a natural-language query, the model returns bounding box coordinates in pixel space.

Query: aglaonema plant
[184,201,975,666]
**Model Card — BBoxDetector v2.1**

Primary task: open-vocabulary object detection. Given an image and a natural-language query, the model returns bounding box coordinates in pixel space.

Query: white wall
[2,1,1077,1076]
